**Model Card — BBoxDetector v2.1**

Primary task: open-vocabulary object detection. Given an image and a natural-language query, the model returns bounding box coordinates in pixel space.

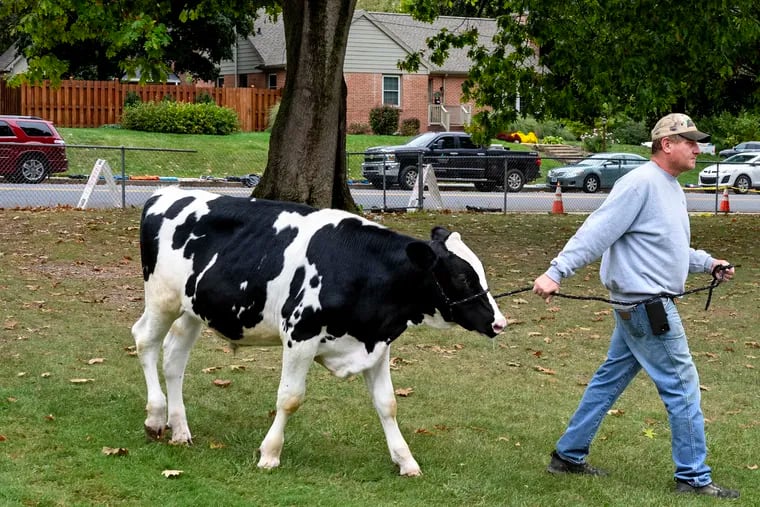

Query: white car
[698,152,760,194]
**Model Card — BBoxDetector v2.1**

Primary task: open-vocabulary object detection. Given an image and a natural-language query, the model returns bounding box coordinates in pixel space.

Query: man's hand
[711,260,735,281]
[533,274,560,303]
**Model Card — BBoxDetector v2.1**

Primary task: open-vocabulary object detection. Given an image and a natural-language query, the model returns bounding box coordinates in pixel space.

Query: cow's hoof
[144,424,166,441]
[399,463,422,477]
[257,456,281,470]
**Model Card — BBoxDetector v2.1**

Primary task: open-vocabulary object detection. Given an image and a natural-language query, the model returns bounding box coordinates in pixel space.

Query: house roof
[0,44,23,73]
[244,10,501,74]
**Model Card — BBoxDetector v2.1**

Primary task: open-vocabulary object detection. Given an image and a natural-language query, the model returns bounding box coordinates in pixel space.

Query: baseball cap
[651,113,710,142]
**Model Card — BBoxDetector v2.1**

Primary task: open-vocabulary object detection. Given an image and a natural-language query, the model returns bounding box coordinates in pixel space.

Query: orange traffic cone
[719,187,731,213]
[551,182,565,214]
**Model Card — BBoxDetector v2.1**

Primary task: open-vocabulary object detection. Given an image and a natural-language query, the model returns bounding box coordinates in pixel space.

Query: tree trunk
[253,0,358,212]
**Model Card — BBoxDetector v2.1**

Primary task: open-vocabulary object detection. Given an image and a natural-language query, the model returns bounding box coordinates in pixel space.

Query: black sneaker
[675,480,739,499]
[547,450,608,476]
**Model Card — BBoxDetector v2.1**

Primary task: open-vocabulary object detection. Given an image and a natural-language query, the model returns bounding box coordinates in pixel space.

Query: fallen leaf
[532,350,543,358]
[527,331,542,337]
[642,428,656,439]
[70,378,95,384]
[512,298,529,304]
[534,365,556,375]
[747,464,758,471]
[607,409,625,416]
[209,441,225,449]
[41,372,51,378]
[162,470,183,478]
[45,414,55,421]
[699,384,710,391]
[102,446,129,456]
[87,358,105,365]
[0,435,6,442]
[202,366,222,374]
[745,341,759,349]
[395,387,414,397]
[17,372,27,377]
[213,379,232,388]
[3,320,18,330]
[229,364,246,371]
[414,428,433,435]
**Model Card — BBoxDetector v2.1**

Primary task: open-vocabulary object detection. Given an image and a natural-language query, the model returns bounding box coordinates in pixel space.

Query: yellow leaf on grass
[395,387,414,397]
[642,428,657,439]
[162,470,183,478]
[202,366,222,373]
[87,358,105,365]
[70,378,95,384]
[607,409,625,416]
[747,464,758,471]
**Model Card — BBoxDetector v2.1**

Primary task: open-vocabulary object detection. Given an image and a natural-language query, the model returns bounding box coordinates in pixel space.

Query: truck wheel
[474,181,497,192]
[583,174,600,193]
[399,166,418,190]
[505,169,525,192]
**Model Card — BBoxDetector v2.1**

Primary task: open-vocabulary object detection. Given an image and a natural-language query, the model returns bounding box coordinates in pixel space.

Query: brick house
[219,11,502,132]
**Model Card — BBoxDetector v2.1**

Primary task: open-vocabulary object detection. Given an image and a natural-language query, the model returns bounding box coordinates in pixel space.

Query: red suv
[0,115,68,183]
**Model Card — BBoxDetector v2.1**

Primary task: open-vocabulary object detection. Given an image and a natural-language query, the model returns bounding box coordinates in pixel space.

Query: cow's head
[407,226,507,337]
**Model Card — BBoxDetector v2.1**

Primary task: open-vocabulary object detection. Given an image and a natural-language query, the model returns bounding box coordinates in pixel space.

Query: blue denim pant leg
[556,300,712,485]
[555,310,642,464]
[621,300,712,486]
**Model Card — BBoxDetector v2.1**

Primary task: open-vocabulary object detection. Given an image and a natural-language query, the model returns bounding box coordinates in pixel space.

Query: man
[533,113,739,499]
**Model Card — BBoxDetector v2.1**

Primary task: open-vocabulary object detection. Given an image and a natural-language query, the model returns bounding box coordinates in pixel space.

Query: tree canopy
[0,0,273,83]
[402,0,760,135]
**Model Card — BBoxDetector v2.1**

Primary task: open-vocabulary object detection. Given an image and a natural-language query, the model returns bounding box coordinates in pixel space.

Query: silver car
[546,153,648,193]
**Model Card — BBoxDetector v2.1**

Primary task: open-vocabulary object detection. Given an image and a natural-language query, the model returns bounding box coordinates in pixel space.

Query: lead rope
[491,264,734,311]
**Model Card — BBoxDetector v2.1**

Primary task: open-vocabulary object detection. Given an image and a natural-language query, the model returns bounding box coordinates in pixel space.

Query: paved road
[1,181,758,214]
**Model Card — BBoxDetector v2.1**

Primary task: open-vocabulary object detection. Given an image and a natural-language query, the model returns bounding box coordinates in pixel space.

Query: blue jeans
[555,298,712,486]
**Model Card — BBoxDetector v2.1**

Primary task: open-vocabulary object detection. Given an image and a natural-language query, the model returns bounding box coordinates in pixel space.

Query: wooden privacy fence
[1,79,281,132]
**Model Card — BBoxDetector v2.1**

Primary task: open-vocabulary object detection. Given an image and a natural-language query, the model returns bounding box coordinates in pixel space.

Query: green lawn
[1,209,757,506]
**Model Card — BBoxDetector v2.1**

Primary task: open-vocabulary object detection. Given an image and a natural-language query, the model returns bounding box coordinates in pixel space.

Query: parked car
[698,152,760,194]
[362,131,541,192]
[545,152,648,193]
[718,141,760,158]
[0,115,68,183]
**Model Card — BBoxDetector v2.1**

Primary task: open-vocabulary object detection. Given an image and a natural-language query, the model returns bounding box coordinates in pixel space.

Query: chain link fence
[0,145,757,213]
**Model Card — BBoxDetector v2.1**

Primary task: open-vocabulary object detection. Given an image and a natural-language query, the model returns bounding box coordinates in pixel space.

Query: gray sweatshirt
[545,161,714,303]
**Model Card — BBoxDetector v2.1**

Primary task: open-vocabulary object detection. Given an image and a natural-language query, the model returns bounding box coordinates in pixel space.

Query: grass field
[57,127,715,186]
[1,209,757,506]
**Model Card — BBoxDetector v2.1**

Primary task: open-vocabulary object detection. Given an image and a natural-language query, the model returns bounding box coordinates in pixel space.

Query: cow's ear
[430,226,451,242]
[406,241,437,271]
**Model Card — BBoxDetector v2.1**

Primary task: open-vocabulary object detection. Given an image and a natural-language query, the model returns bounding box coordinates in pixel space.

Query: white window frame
[382,75,400,107]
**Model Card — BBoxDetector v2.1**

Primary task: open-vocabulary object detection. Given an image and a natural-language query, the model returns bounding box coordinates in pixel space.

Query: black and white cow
[132,186,506,476]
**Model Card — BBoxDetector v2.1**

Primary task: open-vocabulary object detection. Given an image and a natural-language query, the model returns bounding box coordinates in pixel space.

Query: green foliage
[124,91,142,108]
[369,105,400,135]
[699,111,760,149]
[120,101,239,135]
[399,117,420,136]
[610,116,649,145]
[541,135,564,144]
[194,90,216,104]
[2,0,264,84]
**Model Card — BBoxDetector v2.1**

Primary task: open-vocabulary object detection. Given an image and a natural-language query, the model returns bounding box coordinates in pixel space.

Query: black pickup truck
[361,131,541,192]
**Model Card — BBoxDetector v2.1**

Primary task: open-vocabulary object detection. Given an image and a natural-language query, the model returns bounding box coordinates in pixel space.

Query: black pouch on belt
[645,299,670,335]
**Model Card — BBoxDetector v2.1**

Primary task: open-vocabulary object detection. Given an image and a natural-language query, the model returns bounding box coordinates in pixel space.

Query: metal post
[121,146,126,209]
[417,151,424,210]
[714,161,720,215]
[502,157,508,214]
[382,154,388,211]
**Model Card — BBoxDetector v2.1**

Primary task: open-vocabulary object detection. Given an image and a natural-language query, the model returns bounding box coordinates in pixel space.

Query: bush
[124,91,141,108]
[194,91,216,105]
[700,111,760,149]
[369,105,400,135]
[610,116,648,145]
[399,118,420,136]
[348,122,371,135]
[541,135,565,144]
[120,101,240,135]
[505,116,578,141]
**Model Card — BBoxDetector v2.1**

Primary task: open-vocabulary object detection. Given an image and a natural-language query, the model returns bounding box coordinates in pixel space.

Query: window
[238,74,248,88]
[0,121,13,137]
[382,75,400,107]
[460,137,479,149]
[268,74,277,89]
[18,121,52,137]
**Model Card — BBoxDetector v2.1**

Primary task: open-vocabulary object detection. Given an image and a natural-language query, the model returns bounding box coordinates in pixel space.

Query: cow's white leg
[257,341,316,469]
[132,310,175,440]
[363,347,421,476]
[162,313,203,444]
